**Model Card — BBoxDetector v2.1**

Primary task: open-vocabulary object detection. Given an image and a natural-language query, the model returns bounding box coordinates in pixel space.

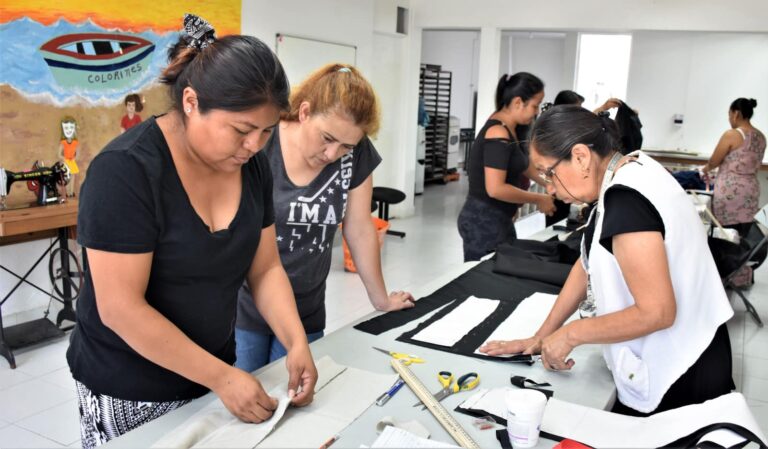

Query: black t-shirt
[467,119,529,216]
[67,117,275,401]
[584,185,665,258]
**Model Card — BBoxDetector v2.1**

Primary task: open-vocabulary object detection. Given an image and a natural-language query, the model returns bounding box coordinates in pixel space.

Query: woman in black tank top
[458,72,555,261]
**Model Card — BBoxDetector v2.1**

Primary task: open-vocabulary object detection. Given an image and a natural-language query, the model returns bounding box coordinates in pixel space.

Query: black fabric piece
[510,375,554,398]
[467,119,529,216]
[503,231,583,265]
[354,259,531,335]
[584,185,665,258]
[546,199,572,227]
[394,264,560,360]
[493,249,572,287]
[615,102,643,154]
[455,405,507,426]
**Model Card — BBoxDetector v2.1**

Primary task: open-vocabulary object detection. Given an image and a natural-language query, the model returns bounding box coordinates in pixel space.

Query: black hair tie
[183,13,216,50]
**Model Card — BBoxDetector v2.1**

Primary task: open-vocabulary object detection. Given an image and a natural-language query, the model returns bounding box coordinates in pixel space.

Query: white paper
[256,366,397,448]
[412,296,500,347]
[541,393,766,448]
[474,293,573,357]
[457,388,509,421]
[151,356,351,449]
[370,425,460,449]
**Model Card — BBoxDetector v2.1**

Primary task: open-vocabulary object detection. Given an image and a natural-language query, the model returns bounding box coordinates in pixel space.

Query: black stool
[372,187,406,238]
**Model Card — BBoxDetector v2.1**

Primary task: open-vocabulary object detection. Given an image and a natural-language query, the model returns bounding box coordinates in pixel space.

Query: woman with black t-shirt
[457,72,555,261]
[67,15,317,448]
[480,105,734,416]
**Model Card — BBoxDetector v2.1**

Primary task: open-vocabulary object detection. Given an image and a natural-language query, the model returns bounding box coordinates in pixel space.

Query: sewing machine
[0,161,70,209]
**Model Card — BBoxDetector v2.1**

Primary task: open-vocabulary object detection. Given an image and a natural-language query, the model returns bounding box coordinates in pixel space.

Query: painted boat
[39,33,155,91]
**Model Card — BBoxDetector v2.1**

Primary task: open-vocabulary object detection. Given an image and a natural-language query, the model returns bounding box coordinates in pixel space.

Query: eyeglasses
[540,156,566,184]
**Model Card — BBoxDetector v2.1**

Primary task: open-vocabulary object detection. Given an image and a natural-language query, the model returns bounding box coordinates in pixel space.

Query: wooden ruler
[390,359,480,449]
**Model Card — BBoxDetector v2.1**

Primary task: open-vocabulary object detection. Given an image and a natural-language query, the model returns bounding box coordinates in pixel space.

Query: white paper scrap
[371,425,460,448]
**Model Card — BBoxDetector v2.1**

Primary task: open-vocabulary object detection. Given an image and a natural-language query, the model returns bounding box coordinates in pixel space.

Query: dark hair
[160,34,289,114]
[495,72,544,111]
[554,90,585,106]
[124,93,143,112]
[530,105,621,160]
[730,98,758,120]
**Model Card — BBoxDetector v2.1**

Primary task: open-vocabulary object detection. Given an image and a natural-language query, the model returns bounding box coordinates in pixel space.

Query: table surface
[644,149,768,171]
[0,199,78,238]
[103,226,617,449]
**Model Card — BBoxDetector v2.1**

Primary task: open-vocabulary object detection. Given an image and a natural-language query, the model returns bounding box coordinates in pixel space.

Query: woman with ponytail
[704,98,766,235]
[481,105,734,416]
[458,72,555,262]
[67,14,317,447]
[234,63,414,373]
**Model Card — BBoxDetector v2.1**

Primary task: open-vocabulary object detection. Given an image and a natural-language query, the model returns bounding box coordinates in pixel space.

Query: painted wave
[0,17,179,105]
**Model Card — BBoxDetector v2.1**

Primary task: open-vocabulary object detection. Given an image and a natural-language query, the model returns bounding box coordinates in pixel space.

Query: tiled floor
[1,176,766,447]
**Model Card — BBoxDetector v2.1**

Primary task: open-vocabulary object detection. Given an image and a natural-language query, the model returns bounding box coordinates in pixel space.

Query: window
[574,34,632,115]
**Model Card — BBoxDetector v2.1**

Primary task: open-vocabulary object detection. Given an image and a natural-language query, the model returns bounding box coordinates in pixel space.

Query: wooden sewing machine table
[0,199,79,368]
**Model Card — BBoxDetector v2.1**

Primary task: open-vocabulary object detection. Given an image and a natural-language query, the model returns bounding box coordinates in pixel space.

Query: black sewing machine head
[0,161,70,209]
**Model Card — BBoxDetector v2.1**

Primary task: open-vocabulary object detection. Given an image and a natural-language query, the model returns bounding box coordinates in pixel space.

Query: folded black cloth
[493,233,582,286]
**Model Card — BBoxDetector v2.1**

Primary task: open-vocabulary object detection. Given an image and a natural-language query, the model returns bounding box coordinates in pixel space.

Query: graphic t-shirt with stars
[236,128,381,334]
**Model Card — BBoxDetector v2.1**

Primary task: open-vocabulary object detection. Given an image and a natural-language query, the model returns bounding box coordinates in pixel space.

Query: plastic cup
[506,388,548,448]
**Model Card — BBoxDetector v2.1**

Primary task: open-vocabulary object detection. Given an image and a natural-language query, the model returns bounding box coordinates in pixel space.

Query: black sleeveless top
[467,119,529,216]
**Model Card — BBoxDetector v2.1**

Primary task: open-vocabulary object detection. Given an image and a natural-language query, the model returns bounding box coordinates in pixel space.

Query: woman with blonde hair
[235,64,414,372]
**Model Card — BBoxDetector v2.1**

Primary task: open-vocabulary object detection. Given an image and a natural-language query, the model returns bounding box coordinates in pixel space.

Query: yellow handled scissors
[413,371,480,407]
[372,347,425,365]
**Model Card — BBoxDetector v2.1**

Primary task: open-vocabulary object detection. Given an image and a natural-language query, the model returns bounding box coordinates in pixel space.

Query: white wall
[627,31,768,157]
[421,30,480,129]
[243,0,418,216]
[413,0,768,130]
[412,0,768,32]
[500,32,569,105]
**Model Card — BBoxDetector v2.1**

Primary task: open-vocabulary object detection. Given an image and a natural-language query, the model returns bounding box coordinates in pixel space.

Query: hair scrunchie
[183,13,216,50]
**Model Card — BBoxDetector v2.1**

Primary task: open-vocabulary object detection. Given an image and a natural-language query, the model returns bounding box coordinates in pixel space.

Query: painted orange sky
[0,1,241,35]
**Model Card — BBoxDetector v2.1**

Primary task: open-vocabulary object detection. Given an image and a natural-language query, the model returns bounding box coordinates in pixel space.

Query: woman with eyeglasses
[480,105,734,416]
[457,72,556,262]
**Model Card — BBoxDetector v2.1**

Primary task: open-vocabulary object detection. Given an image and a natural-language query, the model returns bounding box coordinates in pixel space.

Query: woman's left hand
[540,326,576,371]
[379,291,416,312]
[285,343,318,407]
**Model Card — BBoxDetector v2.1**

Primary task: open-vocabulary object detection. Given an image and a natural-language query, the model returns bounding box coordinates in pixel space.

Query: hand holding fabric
[285,344,318,407]
[214,367,278,423]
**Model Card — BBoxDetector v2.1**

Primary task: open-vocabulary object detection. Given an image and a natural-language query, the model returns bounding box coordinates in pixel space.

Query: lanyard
[579,151,626,318]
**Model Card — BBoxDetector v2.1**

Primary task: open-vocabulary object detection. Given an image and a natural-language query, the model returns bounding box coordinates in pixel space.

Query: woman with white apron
[480,105,734,416]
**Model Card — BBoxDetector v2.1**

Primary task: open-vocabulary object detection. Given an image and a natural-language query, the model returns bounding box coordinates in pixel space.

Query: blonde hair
[284,63,380,137]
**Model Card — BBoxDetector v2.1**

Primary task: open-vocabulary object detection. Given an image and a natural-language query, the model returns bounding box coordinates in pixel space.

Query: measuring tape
[390,359,480,449]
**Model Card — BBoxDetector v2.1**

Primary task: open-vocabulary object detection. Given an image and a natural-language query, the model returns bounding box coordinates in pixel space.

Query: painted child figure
[57,116,78,197]
[120,94,143,133]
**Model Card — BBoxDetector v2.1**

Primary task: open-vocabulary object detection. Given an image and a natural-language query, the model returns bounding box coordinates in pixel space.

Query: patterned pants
[457,196,516,262]
[75,380,190,449]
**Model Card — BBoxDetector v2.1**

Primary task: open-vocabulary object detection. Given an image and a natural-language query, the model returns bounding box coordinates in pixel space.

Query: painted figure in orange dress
[58,116,79,196]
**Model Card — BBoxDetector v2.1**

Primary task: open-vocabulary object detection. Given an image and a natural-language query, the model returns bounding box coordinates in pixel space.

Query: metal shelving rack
[419,64,452,183]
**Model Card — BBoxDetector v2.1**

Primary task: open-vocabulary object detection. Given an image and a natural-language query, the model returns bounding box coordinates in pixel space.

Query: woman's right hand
[537,194,556,216]
[478,336,542,356]
[213,367,278,423]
